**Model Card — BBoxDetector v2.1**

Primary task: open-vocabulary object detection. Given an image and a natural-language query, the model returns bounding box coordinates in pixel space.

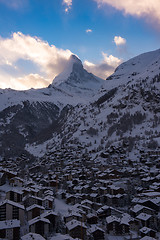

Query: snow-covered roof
[0,219,20,230]
[21,233,46,240]
[140,226,155,234]
[136,213,152,221]
[130,204,146,213]
[28,216,50,225]
[6,189,24,194]
[106,215,120,224]
[140,237,156,240]
[66,220,87,231]
[81,199,93,205]
[26,204,45,212]
[50,233,75,240]
[40,210,58,218]
[0,199,25,210]
[89,225,105,233]
[120,213,133,226]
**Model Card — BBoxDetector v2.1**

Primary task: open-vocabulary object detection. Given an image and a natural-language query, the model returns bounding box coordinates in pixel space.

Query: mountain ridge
[0,49,160,159]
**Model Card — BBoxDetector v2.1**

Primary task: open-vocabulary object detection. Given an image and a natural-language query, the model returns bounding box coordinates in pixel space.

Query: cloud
[114,36,126,46]
[0,32,72,90]
[62,0,72,13]
[86,29,93,33]
[10,74,50,90]
[94,0,160,25]
[84,52,122,79]
[0,0,28,9]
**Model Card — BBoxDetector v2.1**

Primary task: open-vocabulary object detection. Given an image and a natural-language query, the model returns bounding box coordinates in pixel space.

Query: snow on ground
[54,198,71,215]
[50,233,78,240]
[106,236,125,240]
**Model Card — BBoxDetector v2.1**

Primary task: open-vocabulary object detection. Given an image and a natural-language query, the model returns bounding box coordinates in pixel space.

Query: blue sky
[0,0,159,89]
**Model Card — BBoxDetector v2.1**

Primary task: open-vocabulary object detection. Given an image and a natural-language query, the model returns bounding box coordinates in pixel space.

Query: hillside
[0,49,160,160]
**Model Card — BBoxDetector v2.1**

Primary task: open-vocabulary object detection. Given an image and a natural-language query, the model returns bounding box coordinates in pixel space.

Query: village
[0,145,160,240]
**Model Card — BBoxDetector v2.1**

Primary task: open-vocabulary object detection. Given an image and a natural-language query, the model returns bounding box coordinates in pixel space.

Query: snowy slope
[1,49,160,159]
[103,48,160,90]
[26,49,160,160]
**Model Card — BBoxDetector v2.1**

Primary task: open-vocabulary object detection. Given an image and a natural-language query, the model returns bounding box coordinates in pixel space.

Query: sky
[0,0,160,90]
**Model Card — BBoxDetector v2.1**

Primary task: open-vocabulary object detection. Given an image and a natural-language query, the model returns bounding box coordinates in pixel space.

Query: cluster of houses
[0,146,160,240]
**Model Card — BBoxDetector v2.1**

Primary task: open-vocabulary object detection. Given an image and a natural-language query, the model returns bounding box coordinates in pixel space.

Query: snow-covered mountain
[51,54,103,96]
[0,49,160,160]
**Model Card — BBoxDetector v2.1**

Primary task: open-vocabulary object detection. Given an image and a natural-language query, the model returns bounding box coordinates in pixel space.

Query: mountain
[0,49,160,160]
[51,54,103,96]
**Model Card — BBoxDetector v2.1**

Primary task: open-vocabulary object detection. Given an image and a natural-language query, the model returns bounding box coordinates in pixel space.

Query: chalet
[26,204,45,220]
[66,220,87,239]
[97,205,111,219]
[141,177,155,188]
[81,199,93,209]
[106,215,121,235]
[10,177,24,187]
[142,199,160,212]
[86,213,98,224]
[40,211,58,230]
[49,180,57,187]
[1,169,17,181]
[64,212,83,223]
[23,187,40,198]
[0,200,25,225]
[136,213,153,228]
[0,219,20,240]
[107,185,125,195]
[29,216,50,237]
[104,193,125,207]
[6,189,24,203]
[106,213,135,236]
[89,193,99,203]
[66,194,77,205]
[130,204,156,218]
[23,195,43,207]
[140,226,156,238]
[42,196,54,209]
[89,225,105,240]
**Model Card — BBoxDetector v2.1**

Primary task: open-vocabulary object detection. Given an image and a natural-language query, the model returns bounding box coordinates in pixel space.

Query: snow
[0,219,20,230]
[66,219,87,231]
[0,199,25,209]
[26,204,45,211]
[140,237,157,240]
[50,233,76,240]
[21,233,46,240]
[54,198,71,215]
[136,213,152,221]
[28,216,50,225]
[52,55,82,87]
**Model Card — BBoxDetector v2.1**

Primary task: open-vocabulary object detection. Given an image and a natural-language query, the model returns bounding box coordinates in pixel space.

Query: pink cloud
[94,0,160,25]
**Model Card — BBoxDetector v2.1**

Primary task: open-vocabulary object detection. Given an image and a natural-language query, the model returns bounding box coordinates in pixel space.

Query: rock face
[0,49,160,159]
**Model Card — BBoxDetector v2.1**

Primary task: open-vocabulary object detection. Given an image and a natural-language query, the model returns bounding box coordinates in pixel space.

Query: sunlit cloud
[0,32,72,90]
[94,0,160,26]
[114,36,126,46]
[62,0,72,13]
[10,74,50,90]
[84,52,122,79]
[86,29,93,33]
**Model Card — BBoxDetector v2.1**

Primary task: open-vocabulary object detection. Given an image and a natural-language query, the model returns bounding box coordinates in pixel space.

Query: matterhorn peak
[69,54,82,65]
[51,54,83,87]
[51,53,103,94]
